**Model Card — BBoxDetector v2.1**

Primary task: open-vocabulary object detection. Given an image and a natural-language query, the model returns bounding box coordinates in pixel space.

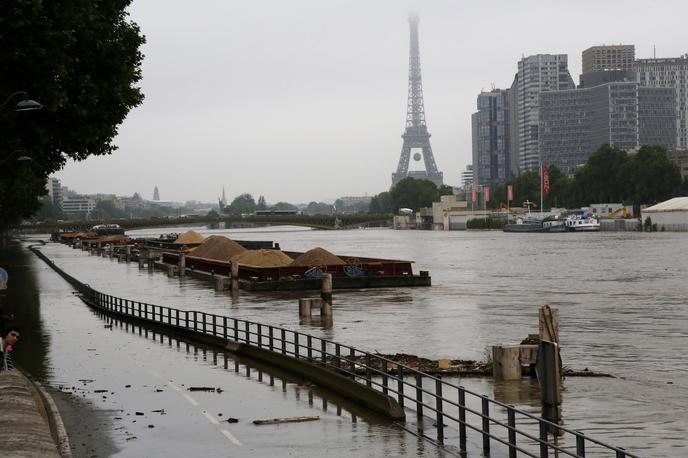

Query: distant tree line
[486,145,682,211]
[368,179,454,213]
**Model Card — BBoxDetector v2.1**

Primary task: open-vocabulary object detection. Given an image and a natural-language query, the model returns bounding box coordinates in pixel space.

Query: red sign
[471,186,477,204]
[484,187,491,203]
[507,185,513,202]
[542,165,551,197]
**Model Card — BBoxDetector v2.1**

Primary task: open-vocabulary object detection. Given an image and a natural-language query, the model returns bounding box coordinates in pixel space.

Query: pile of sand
[290,247,346,266]
[232,249,293,267]
[188,235,246,261]
[174,230,205,245]
[99,235,128,243]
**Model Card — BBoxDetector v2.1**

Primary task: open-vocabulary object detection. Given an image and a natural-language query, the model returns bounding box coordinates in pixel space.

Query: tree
[257,195,267,210]
[270,201,297,211]
[510,171,540,208]
[369,192,392,214]
[625,145,681,206]
[0,1,145,233]
[91,200,126,220]
[572,144,629,205]
[389,178,439,212]
[227,193,256,215]
[438,185,454,196]
[303,201,333,215]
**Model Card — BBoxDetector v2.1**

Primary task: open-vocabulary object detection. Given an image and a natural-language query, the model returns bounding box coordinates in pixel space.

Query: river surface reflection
[16,226,688,455]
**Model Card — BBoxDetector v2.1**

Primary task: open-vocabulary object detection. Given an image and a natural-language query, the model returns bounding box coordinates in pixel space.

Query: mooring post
[148,250,155,270]
[537,340,562,433]
[167,264,176,277]
[138,254,145,270]
[230,261,239,291]
[299,298,312,319]
[178,253,186,277]
[125,245,131,263]
[214,276,226,291]
[492,345,522,380]
[321,273,332,305]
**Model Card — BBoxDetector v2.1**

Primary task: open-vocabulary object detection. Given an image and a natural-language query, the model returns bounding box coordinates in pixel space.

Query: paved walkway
[0,370,61,457]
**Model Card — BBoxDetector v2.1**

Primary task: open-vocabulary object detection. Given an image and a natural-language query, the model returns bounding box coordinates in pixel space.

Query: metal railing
[32,247,638,458]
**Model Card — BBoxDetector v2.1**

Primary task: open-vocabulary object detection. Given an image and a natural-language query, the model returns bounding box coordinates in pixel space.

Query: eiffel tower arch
[392,13,443,187]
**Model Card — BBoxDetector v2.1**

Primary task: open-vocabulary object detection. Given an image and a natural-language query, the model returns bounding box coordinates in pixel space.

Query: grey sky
[56,0,688,204]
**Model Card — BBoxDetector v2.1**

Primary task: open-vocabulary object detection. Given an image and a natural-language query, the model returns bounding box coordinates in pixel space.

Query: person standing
[0,326,20,371]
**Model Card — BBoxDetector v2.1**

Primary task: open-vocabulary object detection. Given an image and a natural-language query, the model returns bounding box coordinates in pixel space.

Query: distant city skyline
[55,0,688,202]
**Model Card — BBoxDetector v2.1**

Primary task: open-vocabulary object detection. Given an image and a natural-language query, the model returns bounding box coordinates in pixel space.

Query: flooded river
[4,227,687,456]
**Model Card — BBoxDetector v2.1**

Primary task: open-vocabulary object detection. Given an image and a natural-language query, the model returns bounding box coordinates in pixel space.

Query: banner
[484,187,491,203]
[507,185,513,202]
[542,165,551,197]
[471,186,477,204]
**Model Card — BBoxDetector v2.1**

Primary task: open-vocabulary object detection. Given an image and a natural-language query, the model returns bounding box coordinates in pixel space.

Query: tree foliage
[0,0,145,229]
[389,178,440,212]
[226,193,256,215]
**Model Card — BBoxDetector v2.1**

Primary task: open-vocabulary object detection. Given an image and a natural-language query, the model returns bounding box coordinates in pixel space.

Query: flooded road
[4,226,687,456]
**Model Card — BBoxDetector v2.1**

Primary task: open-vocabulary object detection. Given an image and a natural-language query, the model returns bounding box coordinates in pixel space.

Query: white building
[516,54,575,172]
[641,197,688,231]
[61,196,96,219]
[636,55,688,151]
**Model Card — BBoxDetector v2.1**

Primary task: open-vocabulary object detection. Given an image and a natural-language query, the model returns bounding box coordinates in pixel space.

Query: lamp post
[0,91,43,112]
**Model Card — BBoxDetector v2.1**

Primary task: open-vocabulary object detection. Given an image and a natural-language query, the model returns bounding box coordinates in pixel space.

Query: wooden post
[539,305,560,344]
[230,261,239,291]
[492,345,522,380]
[214,276,226,291]
[299,298,312,319]
[178,253,186,277]
[125,245,131,263]
[321,273,332,307]
[138,256,145,269]
[167,264,176,277]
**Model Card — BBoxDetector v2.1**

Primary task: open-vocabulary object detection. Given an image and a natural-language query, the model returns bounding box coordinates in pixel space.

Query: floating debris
[253,416,320,425]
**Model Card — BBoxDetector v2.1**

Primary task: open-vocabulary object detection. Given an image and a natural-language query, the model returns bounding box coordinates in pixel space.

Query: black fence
[32,247,637,458]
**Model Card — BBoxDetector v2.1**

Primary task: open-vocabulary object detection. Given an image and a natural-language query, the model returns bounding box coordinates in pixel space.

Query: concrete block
[492,345,521,380]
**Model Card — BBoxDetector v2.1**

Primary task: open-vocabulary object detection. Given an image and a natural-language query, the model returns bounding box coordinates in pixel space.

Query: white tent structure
[642,197,688,231]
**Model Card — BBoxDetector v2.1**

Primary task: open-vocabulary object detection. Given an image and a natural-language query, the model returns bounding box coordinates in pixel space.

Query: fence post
[269,326,274,351]
[481,396,490,452]
[539,420,548,458]
[307,335,312,360]
[223,317,228,340]
[335,344,341,373]
[365,353,372,388]
[458,387,467,451]
[508,406,517,458]
[576,431,586,457]
[415,373,423,418]
[349,348,355,380]
[212,314,217,336]
[320,339,326,367]
[185,310,189,329]
[397,365,404,408]
[294,333,299,358]
[435,378,444,444]
[281,329,286,355]
[382,360,388,395]
[257,324,263,348]
[245,321,250,344]
[234,319,238,341]
[194,311,198,332]
[616,449,626,458]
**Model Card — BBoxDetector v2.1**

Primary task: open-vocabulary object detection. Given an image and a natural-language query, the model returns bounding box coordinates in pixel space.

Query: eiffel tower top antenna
[392,12,443,187]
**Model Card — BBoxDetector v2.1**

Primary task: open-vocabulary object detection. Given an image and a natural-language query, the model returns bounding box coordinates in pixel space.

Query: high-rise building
[539,82,676,174]
[635,55,688,150]
[461,165,474,189]
[153,186,160,201]
[582,44,635,74]
[471,89,511,186]
[47,177,63,209]
[507,75,520,177]
[516,54,575,172]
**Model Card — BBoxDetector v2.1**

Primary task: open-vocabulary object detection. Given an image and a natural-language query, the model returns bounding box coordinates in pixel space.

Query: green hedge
[467,217,507,230]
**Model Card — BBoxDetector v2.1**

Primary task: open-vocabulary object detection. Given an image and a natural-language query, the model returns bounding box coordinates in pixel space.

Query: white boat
[543,216,566,232]
[564,214,600,232]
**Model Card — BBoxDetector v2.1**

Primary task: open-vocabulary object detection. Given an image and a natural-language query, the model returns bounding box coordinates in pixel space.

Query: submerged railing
[33,247,638,458]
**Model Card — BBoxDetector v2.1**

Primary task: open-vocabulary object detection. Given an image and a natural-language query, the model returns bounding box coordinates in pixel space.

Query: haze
[56,0,688,203]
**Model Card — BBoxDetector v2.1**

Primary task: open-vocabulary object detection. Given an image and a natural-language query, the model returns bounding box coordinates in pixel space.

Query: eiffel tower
[392,13,443,187]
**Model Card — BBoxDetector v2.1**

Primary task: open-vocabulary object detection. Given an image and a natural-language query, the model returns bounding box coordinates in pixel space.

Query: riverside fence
[32,246,638,458]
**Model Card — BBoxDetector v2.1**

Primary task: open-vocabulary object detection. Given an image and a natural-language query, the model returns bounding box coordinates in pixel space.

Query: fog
[56,0,688,203]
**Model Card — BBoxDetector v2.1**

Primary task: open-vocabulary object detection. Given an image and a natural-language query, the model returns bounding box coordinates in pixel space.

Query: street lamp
[0,91,43,112]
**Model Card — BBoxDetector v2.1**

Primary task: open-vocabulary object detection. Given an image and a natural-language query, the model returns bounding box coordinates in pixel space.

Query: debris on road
[188,386,221,392]
[253,416,320,425]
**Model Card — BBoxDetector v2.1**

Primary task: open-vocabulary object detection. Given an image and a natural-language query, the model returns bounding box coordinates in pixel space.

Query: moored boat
[564,214,600,231]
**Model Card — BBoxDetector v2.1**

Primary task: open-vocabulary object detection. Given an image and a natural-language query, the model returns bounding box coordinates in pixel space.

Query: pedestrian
[0,326,21,371]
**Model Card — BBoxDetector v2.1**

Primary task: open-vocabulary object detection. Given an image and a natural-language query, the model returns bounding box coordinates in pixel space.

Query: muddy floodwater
[5,227,688,456]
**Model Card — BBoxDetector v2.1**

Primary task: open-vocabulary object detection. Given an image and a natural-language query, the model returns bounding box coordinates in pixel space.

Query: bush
[467,217,507,230]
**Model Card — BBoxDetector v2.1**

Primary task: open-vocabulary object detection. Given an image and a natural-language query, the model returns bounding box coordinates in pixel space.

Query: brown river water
[4,226,687,456]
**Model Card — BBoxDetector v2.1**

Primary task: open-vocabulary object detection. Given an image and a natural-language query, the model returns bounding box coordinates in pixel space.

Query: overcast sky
[56,0,688,204]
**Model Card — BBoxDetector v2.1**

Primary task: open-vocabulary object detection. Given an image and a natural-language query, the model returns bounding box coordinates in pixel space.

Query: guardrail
[32,246,638,457]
